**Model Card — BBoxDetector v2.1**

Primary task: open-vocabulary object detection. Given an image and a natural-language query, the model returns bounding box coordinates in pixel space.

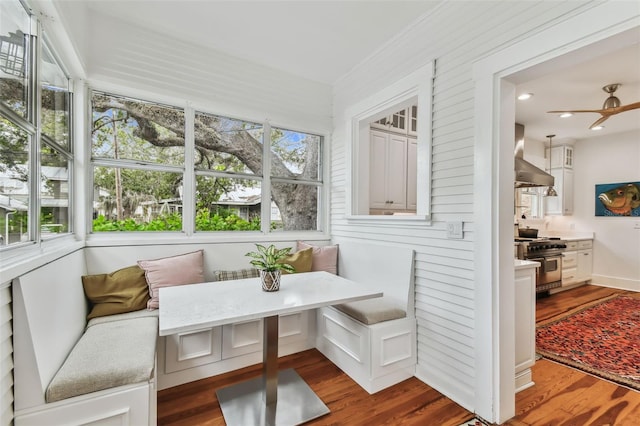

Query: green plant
[245,244,295,273]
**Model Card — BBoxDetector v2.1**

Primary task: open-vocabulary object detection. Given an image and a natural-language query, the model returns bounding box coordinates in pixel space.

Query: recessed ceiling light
[517,93,533,100]
[559,113,573,118]
[591,125,604,131]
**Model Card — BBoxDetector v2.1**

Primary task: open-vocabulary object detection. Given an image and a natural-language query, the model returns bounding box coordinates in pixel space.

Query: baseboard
[591,274,640,292]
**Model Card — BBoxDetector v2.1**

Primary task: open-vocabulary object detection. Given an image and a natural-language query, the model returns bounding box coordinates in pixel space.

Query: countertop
[539,231,594,241]
[515,259,540,270]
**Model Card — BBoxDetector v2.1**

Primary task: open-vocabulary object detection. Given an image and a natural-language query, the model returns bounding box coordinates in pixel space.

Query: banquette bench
[12,240,416,425]
[316,239,416,393]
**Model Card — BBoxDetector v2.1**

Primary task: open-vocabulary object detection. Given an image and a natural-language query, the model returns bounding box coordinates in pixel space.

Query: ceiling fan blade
[616,101,640,113]
[547,109,604,114]
[589,115,609,129]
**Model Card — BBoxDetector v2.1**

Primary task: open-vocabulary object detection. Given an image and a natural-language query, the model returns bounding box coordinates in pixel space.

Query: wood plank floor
[157,285,640,426]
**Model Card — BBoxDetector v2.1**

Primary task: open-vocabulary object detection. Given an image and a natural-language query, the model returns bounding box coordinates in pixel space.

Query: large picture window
[91,94,324,233]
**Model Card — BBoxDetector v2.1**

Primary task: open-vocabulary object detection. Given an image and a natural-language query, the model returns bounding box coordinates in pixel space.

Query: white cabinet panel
[576,249,593,282]
[164,327,222,373]
[407,139,417,211]
[369,130,407,209]
[222,319,263,359]
[515,265,536,392]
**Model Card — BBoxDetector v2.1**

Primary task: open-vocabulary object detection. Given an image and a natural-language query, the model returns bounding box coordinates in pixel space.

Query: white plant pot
[260,270,281,292]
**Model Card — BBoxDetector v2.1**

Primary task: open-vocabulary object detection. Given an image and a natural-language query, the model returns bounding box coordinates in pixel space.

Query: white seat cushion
[334,296,406,325]
[45,312,157,403]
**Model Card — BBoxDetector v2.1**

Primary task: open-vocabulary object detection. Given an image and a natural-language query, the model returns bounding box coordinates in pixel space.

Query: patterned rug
[536,295,640,391]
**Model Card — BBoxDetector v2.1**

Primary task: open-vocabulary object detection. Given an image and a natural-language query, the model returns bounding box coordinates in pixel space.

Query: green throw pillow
[82,265,150,320]
[280,247,313,274]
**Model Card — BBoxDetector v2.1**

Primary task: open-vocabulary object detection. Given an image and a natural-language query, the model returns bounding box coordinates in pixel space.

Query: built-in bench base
[315,240,416,393]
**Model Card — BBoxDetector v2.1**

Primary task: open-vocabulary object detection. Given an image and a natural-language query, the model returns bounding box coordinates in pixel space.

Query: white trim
[344,62,433,222]
[472,3,640,423]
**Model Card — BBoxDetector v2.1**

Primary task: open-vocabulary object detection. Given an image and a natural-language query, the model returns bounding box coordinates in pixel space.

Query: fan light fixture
[548,83,640,130]
[544,134,558,197]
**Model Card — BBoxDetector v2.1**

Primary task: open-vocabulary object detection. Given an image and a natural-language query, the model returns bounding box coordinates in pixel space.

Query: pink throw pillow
[296,241,339,275]
[137,250,205,309]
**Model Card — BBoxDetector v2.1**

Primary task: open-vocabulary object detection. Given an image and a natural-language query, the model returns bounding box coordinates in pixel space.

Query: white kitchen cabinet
[545,167,573,215]
[370,130,414,210]
[515,261,537,392]
[576,240,593,283]
[549,145,573,169]
[558,239,593,290]
[407,139,417,210]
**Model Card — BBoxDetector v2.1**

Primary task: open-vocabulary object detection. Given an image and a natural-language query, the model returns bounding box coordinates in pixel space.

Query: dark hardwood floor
[157,285,640,426]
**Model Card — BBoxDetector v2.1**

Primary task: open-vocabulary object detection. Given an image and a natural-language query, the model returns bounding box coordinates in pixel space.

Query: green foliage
[92,210,260,232]
[245,244,295,273]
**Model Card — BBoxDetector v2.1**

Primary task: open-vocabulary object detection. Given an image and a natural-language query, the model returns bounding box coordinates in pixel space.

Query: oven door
[529,255,562,292]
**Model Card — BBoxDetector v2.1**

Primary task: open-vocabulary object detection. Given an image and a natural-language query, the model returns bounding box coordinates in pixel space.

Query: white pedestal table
[159,271,382,425]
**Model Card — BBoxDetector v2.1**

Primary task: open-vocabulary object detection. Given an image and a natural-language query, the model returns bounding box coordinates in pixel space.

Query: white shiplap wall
[0,282,12,426]
[332,0,599,413]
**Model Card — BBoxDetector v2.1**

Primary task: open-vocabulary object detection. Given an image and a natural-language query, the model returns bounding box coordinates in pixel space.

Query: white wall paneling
[0,283,13,426]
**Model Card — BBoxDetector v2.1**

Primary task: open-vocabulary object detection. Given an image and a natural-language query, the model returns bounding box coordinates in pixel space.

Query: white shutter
[0,283,13,426]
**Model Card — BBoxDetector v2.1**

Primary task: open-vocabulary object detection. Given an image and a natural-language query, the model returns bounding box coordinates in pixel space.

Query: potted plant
[245,244,295,291]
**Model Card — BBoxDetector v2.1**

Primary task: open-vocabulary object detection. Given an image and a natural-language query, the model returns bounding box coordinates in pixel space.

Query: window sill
[346,214,431,227]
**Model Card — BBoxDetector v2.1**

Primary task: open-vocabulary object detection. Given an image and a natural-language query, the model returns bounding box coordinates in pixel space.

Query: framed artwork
[595,182,640,217]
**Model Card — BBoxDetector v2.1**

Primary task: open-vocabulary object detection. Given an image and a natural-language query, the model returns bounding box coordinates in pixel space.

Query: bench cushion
[45,311,158,403]
[334,297,406,325]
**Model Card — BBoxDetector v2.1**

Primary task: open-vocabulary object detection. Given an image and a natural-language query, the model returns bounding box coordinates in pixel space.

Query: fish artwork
[598,183,640,216]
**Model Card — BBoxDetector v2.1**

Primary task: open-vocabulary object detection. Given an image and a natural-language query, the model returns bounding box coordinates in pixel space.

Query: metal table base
[217,368,330,425]
[216,315,330,425]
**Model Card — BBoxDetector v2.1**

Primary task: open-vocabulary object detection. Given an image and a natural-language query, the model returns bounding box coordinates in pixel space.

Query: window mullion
[183,105,195,236]
[30,17,41,244]
[261,121,272,234]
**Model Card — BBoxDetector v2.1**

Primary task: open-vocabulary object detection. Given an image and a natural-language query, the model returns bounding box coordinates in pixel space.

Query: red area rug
[536,295,640,391]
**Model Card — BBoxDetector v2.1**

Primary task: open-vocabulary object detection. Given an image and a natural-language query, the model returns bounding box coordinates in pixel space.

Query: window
[91,95,324,233]
[0,0,73,249]
[270,127,322,231]
[91,93,185,232]
[346,63,433,221]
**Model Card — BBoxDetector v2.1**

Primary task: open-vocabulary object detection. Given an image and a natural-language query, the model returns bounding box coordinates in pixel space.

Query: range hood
[514,123,555,188]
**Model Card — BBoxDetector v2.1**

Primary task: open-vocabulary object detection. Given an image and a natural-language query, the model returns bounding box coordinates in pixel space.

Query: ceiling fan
[547,83,640,129]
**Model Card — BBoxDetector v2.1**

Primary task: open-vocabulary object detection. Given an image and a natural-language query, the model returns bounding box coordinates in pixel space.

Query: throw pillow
[214,268,259,281]
[82,265,150,320]
[137,250,205,309]
[296,241,339,275]
[279,247,313,274]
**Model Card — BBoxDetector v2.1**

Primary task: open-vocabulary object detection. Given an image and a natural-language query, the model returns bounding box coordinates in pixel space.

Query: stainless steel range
[516,238,567,293]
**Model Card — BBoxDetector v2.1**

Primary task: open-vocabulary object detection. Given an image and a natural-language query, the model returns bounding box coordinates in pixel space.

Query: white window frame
[344,62,433,224]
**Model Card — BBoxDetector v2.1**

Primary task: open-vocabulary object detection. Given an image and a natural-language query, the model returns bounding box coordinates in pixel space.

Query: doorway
[472,4,639,423]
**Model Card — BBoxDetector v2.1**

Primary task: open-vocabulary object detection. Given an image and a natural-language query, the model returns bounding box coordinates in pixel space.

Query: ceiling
[514,42,640,143]
[49,1,639,142]
[70,0,441,85]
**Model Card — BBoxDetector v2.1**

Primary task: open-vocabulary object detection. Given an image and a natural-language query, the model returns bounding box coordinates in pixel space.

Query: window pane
[91,93,185,166]
[0,116,29,246]
[194,112,262,175]
[0,0,30,117]
[92,166,183,232]
[271,182,318,231]
[41,41,70,148]
[41,144,69,237]
[195,175,261,231]
[270,128,321,180]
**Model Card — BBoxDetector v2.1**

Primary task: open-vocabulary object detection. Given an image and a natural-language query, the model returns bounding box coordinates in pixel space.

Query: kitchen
[510,40,640,393]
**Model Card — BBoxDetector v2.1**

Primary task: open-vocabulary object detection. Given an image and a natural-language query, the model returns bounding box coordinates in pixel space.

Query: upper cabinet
[549,145,573,169]
[371,106,418,136]
[545,144,574,215]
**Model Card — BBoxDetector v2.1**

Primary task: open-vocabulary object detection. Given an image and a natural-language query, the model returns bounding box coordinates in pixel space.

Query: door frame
[472,4,640,423]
